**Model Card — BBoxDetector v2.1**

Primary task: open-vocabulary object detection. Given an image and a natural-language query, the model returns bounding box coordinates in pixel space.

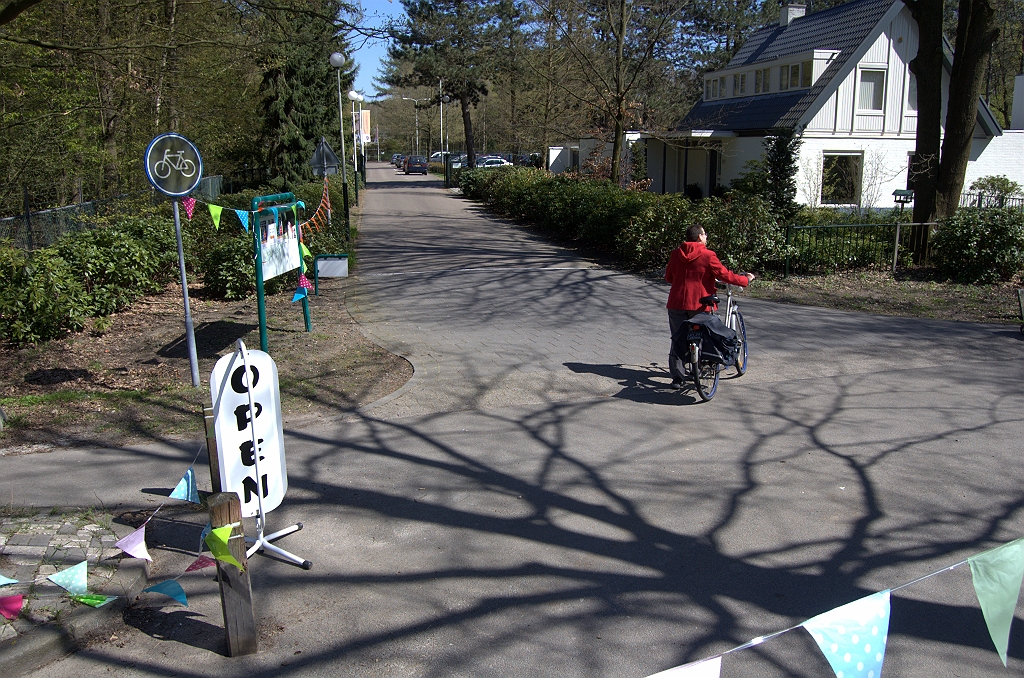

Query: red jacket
[665,242,749,311]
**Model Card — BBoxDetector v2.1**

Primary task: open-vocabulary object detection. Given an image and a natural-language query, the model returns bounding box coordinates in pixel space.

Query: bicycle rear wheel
[729,310,747,377]
[693,359,719,401]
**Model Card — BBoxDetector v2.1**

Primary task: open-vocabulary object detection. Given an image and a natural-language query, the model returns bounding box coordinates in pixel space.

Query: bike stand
[245,519,312,569]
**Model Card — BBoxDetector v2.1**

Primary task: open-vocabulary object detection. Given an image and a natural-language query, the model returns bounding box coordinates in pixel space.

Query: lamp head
[347,90,361,101]
[329,52,346,69]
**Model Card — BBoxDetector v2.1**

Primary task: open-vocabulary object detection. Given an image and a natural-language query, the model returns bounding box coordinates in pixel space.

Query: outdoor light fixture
[329,53,350,228]
[402,96,426,156]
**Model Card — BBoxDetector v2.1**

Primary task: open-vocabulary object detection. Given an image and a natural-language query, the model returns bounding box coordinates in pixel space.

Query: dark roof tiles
[679,0,898,132]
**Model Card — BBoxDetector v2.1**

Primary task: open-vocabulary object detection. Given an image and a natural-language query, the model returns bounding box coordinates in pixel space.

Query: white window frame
[858,68,886,112]
[821,152,863,206]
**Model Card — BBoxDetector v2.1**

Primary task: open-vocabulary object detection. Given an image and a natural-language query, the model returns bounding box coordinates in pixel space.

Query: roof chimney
[780,0,806,27]
[1012,74,1024,129]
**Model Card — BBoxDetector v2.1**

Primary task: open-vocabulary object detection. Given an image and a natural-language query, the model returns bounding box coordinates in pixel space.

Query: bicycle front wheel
[693,360,719,401]
[730,310,747,377]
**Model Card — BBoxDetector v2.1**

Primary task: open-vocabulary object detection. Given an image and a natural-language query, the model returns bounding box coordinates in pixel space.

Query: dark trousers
[668,309,703,381]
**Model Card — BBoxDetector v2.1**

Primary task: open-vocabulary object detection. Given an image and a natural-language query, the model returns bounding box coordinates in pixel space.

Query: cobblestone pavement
[0,511,125,643]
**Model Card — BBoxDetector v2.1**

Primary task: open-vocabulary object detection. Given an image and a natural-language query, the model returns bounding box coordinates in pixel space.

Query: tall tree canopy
[387,0,497,168]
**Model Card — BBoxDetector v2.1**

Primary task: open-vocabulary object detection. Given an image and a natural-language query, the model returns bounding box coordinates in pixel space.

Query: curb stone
[0,551,149,677]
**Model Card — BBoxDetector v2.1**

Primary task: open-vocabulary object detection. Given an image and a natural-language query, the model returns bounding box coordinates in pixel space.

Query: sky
[349,0,404,98]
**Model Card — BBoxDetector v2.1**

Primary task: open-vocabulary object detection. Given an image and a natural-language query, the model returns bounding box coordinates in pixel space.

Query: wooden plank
[204,404,222,494]
[208,492,257,656]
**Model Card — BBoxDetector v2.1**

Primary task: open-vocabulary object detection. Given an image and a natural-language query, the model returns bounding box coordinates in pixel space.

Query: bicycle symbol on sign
[152,149,197,179]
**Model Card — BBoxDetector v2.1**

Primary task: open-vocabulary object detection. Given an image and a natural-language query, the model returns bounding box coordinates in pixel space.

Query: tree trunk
[934,0,998,218]
[461,93,476,168]
[96,0,120,194]
[609,0,628,185]
[906,0,943,235]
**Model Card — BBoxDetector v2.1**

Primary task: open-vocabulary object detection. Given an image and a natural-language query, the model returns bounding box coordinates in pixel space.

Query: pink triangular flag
[185,555,216,572]
[115,524,152,561]
[0,594,24,620]
[182,196,196,220]
[298,273,313,289]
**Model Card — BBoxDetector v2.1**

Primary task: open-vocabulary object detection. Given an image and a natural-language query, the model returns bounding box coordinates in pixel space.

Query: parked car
[479,157,513,169]
[404,155,429,174]
[428,151,450,163]
[392,153,405,168]
[450,154,467,169]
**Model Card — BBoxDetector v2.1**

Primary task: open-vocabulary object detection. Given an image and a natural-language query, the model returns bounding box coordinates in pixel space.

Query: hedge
[0,179,353,345]
[457,167,788,273]
[931,207,1024,283]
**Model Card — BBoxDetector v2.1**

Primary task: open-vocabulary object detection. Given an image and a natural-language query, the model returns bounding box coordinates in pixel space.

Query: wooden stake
[208,492,257,656]
[204,403,222,494]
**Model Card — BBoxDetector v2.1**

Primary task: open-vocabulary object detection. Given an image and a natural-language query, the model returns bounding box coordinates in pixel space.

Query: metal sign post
[144,133,203,387]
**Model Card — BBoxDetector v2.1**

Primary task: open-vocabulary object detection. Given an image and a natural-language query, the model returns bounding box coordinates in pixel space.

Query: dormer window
[755,67,770,93]
[712,79,718,98]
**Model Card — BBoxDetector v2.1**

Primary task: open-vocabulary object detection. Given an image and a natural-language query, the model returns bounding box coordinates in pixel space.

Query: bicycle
[685,280,749,402]
[153,149,197,179]
[717,281,748,378]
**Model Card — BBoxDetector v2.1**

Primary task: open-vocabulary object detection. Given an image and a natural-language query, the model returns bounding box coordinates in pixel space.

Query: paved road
[14,164,1024,677]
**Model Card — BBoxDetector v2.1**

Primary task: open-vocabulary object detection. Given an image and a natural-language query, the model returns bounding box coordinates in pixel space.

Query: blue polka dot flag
[802,589,891,678]
[234,210,249,232]
[169,466,200,503]
[48,560,89,595]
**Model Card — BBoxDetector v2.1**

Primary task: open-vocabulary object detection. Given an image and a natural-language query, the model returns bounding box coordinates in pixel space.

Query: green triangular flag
[208,204,223,230]
[969,538,1024,666]
[70,594,117,608]
[204,525,244,571]
[300,242,312,260]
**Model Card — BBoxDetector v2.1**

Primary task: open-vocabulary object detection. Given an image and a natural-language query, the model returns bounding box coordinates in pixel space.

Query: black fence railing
[959,192,1024,209]
[780,222,938,276]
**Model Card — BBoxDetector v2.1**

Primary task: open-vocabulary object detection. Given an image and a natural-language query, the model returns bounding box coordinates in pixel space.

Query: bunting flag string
[208,204,223,230]
[1,595,25,620]
[169,466,200,503]
[643,537,1024,678]
[968,537,1024,666]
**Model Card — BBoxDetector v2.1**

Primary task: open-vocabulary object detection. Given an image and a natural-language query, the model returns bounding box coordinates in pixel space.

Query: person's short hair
[685,224,705,242]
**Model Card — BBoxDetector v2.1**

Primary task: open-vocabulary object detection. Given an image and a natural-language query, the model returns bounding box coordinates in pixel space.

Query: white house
[645,0,1024,208]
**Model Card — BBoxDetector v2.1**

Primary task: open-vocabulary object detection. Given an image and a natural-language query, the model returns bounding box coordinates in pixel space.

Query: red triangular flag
[185,555,216,572]
[182,197,196,220]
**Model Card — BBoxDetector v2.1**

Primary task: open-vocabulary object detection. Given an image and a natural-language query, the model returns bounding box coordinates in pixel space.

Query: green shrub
[0,243,88,344]
[932,208,1024,283]
[55,216,177,316]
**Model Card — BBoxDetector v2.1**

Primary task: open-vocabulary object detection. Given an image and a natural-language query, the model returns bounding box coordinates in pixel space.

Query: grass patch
[747,270,1021,324]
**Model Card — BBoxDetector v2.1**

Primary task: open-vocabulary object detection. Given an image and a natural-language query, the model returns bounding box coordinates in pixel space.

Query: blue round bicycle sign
[144,133,203,197]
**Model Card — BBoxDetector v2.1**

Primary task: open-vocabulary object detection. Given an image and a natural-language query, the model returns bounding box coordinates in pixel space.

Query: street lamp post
[329,53,351,232]
[347,90,363,203]
[402,96,425,156]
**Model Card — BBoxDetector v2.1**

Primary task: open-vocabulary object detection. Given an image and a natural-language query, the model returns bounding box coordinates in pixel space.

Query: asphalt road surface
[12,163,1024,677]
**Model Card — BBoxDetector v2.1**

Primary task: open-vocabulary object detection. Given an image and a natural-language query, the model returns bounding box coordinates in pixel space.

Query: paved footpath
[5,163,1024,677]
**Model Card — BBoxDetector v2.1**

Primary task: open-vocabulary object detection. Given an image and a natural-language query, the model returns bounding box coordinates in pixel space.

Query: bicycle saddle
[700,294,719,307]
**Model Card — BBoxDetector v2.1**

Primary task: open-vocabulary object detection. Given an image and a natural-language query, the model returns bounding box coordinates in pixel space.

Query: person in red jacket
[665,224,754,387]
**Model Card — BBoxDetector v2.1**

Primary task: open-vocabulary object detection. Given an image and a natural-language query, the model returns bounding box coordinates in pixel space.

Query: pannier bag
[672,312,739,367]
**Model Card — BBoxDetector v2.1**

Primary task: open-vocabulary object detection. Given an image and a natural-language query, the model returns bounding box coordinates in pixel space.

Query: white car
[479,157,512,168]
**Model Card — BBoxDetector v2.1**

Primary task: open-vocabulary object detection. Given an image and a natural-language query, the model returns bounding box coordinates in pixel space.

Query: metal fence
[1,175,228,251]
[781,222,937,276]
[959,192,1024,209]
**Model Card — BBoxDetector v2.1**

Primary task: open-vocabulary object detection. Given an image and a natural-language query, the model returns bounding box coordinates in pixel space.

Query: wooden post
[204,404,222,494]
[208,492,257,656]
